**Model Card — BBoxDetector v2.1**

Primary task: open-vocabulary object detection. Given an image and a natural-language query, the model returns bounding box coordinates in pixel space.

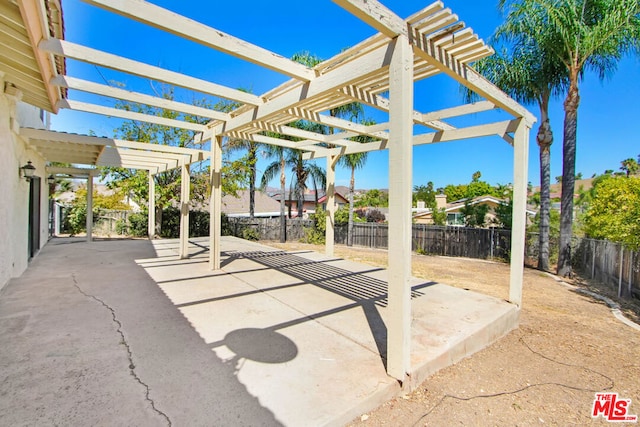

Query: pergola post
[148,170,155,239]
[179,162,190,259]
[509,118,531,306]
[386,35,413,382]
[86,172,93,242]
[209,135,222,270]
[325,155,337,257]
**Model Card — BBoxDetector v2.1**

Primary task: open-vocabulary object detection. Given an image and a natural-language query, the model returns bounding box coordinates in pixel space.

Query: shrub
[115,219,128,235]
[128,213,149,237]
[242,227,260,241]
[366,209,386,223]
[301,207,326,244]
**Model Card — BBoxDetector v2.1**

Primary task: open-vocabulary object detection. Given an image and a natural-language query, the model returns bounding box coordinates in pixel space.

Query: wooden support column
[179,162,190,259]
[148,171,155,239]
[86,172,94,242]
[209,135,223,270]
[387,35,413,382]
[325,154,337,257]
[509,118,530,306]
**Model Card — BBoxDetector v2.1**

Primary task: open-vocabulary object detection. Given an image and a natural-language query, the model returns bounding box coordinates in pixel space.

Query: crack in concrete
[72,274,172,426]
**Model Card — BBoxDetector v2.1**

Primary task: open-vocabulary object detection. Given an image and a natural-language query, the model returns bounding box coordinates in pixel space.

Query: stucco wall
[0,83,49,291]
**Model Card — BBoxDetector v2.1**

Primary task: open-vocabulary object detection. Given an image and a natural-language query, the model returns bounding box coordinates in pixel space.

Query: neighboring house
[221,190,282,218]
[413,194,536,227]
[271,190,349,218]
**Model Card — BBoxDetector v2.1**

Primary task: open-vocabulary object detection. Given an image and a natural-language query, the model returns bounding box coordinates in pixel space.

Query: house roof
[0,0,66,112]
[222,190,282,217]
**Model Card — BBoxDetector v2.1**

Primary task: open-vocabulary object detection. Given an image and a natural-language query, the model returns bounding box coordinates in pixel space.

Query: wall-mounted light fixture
[47,174,55,185]
[20,161,36,181]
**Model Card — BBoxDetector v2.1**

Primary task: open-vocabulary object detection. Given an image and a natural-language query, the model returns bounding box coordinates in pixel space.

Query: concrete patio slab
[0,236,518,426]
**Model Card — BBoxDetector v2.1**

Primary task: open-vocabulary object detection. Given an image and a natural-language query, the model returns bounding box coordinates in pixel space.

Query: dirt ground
[269,242,640,426]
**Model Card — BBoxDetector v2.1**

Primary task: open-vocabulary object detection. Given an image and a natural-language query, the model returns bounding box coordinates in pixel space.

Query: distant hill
[532,178,595,197]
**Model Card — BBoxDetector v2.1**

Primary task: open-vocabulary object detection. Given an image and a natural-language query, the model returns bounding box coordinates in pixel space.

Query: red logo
[592,393,638,422]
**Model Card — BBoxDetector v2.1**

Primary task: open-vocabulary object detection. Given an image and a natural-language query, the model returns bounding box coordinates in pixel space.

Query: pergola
[4,0,535,382]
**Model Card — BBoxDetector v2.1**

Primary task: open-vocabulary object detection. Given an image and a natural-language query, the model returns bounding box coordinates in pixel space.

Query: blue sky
[50,0,640,190]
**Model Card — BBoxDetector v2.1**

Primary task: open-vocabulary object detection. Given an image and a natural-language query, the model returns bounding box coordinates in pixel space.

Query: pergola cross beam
[82,0,317,81]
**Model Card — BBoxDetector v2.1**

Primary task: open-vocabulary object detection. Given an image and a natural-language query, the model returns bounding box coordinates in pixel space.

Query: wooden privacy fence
[334,223,511,260]
[217,218,640,300]
[226,217,312,241]
[574,238,640,299]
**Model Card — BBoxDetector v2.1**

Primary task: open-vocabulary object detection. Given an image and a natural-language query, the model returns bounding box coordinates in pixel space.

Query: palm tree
[499,0,640,276]
[473,10,567,271]
[261,145,289,242]
[338,118,376,246]
[226,138,261,219]
[339,152,368,246]
[620,157,639,177]
[288,149,326,218]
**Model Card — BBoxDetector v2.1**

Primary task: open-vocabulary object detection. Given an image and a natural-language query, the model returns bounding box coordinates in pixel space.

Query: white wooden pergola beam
[412,34,535,124]
[247,133,332,157]
[209,135,222,270]
[179,163,190,259]
[334,0,533,124]
[386,34,414,382]
[43,154,100,164]
[52,75,230,121]
[57,99,206,132]
[303,119,519,158]
[333,0,408,38]
[46,166,97,177]
[82,0,316,82]
[339,86,455,131]
[40,38,262,106]
[509,118,530,306]
[148,171,155,238]
[420,100,496,122]
[219,42,392,135]
[19,128,208,162]
[97,151,181,171]
[251,123,362,148]
[406,1,445,25]
[86,172,93,241]
[289,108,390,140]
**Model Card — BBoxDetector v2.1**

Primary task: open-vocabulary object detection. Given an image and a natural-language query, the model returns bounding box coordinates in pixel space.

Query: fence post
[629,251,634,298]
[591,239,596,279]
[490,227,494,259]
[443,227,447,256]
[618,246,624,298]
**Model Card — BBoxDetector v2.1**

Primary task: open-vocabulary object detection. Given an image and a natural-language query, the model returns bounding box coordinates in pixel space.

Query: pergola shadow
[219,250,436,366]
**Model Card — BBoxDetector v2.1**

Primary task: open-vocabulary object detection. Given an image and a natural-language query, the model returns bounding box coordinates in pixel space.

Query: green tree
[460,200,489,228]
[355,189,388,207]
[104,90,250,235]
[413,182,437,206]
[493,199,514,229]
[443,184,468,202]
[620,157,639,177]
[66,187,131,234]
[500,0,640,276]
[584,175,640,249]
